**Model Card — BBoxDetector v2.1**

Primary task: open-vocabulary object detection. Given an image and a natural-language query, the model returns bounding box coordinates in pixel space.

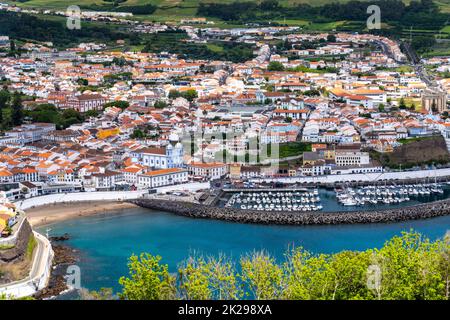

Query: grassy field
[436,0,450,12]
[278,142,312,158]
[398,136,437,145]
[1,0,367,10]
[6,0,450,23]
[378,65,414,73]
[396,97,422,111]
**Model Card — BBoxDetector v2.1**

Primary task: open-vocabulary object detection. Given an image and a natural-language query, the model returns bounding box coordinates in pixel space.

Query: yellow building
[97,127,120,139]
[323,149,336,160]
[229,164,241,180]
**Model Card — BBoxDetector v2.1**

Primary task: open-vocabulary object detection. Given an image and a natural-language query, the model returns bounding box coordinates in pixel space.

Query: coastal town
[0,0,450,304]
[0,11,449,203]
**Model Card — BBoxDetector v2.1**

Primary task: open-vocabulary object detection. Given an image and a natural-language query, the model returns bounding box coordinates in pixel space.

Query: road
[0,231,53,298]
[401,41,439,89]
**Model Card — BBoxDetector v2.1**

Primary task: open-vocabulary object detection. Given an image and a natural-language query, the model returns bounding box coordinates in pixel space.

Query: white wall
[0,232,54,299]
[16,183,210,210]
[0,218,26,246]
[16,190,147,210]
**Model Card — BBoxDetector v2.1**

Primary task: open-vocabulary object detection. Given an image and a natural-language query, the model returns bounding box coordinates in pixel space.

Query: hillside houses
[0,26,448,193]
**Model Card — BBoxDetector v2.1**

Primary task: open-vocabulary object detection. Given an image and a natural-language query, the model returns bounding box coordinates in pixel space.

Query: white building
[132,143,184,169]
[121,166,144,185]
[335,151,370,167]
[91,170,124,190]
[137,168,188,188]
[2,123,56,145]
[187,162,228,180]
[273,109,309,120]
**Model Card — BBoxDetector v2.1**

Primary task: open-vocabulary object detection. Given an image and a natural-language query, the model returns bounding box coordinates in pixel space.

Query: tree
[169,89,198,102]
[77,78,88,86]
[378,103,385,112]
[11,92,23,126]
[327,34,337,42]
[112,57,128,67]
[207,255,242,300]
[178,254,241,300]
[84,110,99,118]
[326,250,374,300]
[267,61,285,71]
[399,98,407,109]
[130,128,145,139]
[303,89,320,97]
[411,36,436,53]
[374,231,447,300]
[116,232,450,300]
[183,89,198,102]
[240,251,284,299]
[260,0,279,11]
[283,249,325,300]
[0,89,10,126]
[178,256,212,300]
[153,100,167,109]
[80,287,115,300]
[168,89,182,99]
[103,100,129,110]
[9,40,15,52]
[431,101,438,113]
[119,253,176,300]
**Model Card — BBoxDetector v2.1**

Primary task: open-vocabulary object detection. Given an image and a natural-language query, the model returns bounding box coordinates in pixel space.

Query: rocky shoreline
[33,241,78,300]
[131,198,450,225]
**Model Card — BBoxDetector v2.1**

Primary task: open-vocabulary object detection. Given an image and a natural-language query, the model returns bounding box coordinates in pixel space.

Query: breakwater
[131,197,450,225]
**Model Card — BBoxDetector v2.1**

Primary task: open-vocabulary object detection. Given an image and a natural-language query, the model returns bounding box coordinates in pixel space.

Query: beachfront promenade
[16,182,210,211]
[250,168,450,184]
[0,182,209,298]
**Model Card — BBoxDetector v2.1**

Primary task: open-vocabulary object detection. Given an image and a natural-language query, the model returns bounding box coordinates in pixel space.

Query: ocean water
[38,207,450,293]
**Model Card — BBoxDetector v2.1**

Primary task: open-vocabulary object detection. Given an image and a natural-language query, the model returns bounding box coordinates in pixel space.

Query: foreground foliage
[119,231,450,300]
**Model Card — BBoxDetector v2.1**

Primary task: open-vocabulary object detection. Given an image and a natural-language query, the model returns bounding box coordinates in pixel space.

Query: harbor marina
[219,182,450,212]
[336,183,445,206]
[225,189,323,212]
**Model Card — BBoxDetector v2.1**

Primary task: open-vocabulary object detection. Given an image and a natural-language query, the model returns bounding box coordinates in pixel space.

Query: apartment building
[137,168,188,188]
[91,170,124,190]
[187,162,228,180]
[2,123,56,145]
[67,94,106,113]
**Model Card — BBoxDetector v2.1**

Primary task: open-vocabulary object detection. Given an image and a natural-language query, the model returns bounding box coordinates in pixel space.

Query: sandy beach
[25,201,138,227]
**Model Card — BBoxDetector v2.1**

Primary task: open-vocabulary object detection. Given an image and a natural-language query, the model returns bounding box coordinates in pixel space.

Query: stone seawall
[0,219,33,263]
[131,198,450,225]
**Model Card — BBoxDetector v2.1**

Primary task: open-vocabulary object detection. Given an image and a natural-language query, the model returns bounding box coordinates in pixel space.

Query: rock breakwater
[131,198,450,225]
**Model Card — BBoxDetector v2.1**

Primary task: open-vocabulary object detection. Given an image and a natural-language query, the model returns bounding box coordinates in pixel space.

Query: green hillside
[3,0,450,56]
[4,0,450,22]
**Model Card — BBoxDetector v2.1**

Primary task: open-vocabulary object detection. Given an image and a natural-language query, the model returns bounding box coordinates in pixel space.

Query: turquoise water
[38,207,450,293]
